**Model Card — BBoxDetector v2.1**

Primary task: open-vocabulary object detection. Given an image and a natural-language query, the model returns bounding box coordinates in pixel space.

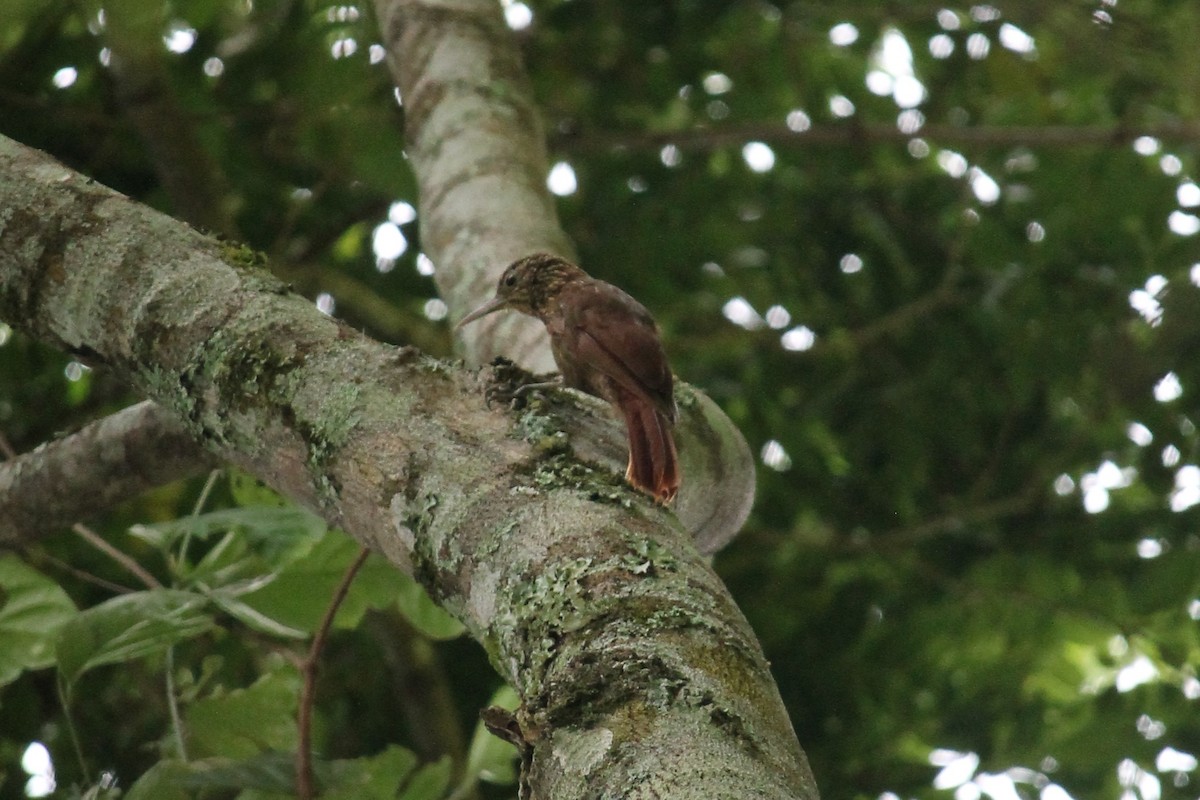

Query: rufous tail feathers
[622,396,679,504]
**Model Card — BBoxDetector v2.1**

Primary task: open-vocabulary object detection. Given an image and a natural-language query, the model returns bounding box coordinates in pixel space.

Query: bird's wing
[560,282,677,421]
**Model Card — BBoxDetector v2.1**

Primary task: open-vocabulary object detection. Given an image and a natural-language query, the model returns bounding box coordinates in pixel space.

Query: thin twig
[70,520,186,765]
[191,468,222,517]
[164,469,220,764]
[72,523,162,590]
[58,673,89,783]
[0,431,15,459]
[297,546,372,799]
[165,647,189,761]
[34,550,136,594]
[178,468,222,567]
[875,481,1044,549]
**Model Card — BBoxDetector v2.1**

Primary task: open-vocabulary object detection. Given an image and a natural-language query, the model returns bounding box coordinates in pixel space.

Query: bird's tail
[622,396,680,504]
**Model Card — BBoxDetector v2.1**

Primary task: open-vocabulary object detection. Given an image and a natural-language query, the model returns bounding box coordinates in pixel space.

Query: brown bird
[457,253,680,503]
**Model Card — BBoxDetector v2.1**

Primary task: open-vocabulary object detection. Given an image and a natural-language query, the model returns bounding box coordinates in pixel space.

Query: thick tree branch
[0,400,214,544]
[3,0,754,557]
[375,0,573,373]
[275,261,452,355]
[0,0,798,792]
[0,133,814,798]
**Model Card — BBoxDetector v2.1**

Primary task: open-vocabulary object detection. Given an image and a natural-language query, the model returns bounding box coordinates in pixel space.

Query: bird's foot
[486,357,560,410]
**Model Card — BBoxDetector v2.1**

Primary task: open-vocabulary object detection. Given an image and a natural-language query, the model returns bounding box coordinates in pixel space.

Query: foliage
[3,1,1200,799]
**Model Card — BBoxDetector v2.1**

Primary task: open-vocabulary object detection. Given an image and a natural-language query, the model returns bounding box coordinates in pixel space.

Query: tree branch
[0,127,812,798]
[0,400,215,545]
[71,522,163,590]
[298,547,371,800]
[4,0,756,558]
[374,0,573,373]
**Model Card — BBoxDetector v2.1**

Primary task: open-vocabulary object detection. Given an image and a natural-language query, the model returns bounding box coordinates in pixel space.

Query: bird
[457,252,680,503]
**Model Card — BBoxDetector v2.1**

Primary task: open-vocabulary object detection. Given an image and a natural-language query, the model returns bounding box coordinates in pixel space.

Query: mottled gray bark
[0,401,213,544]
[373,0,572,374]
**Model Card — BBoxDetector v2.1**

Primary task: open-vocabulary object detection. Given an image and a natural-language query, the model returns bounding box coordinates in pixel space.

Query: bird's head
[456,252,585,326]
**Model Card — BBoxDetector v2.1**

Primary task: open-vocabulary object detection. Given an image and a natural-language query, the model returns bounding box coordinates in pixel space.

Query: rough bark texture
[0,131,815,798]
[0,0,754,555]
[374,0,572,373]
[0,400,213,544]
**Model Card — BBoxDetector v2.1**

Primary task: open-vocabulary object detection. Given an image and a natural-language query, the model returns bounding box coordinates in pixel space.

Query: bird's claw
[485,383,532,410]
[485,357,559,410]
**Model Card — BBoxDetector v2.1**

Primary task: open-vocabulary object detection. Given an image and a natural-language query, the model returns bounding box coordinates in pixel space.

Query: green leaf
[128,748,426,800]
[322,745,420,800]
[125,753,297,798]
[0,555,77,686]
[398,756,452,800]
[239,532,400,633]
[186,667,300,758]
[331,221,368,261]
[56,589,216,689]
[182,753,296,794]
[207,589,308,640]
[130,506,327,567]
[183,529,262,588]
[123,761,191,800]
[395,572,465,641]
[228,469,289,508]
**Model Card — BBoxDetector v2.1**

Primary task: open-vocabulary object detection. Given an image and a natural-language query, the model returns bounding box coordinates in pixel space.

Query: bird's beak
[455,296,509,330]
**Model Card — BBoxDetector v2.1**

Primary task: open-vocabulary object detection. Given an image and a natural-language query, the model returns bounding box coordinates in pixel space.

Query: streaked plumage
[458,253,680,503]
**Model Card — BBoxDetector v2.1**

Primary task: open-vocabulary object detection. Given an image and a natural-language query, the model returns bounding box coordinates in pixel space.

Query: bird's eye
[503,272,517,287]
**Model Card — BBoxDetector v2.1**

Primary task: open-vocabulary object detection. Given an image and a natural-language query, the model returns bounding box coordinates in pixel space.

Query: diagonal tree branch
[0,0,755,556]
[0,0,807,793]
[0,132,814,797]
